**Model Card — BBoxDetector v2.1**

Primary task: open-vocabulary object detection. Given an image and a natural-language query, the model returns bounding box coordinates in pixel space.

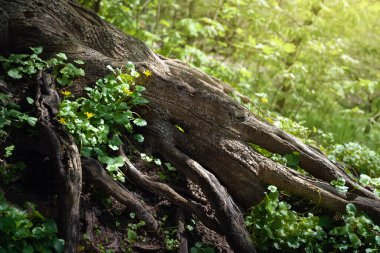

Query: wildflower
[61,90,71,96]
[261,97,268,104]
[123,87,133,95]
[84,112,94,119]
[58,117,67,124]
[143,69,152,77]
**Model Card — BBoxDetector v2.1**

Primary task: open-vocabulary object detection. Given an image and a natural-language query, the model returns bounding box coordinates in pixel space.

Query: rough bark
[35,71,82,253]
[1,0,380,252]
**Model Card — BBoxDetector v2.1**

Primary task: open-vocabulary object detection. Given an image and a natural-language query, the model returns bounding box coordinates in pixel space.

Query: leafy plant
[328,142,380,176]
[246,186,380,252]
[330,178,349,193]
[163,228,179,251]
[190,242,215,253]
[245,185,326,252]
[0,47,84,86]
[126,212,146,244]
[0,92,37,138]
[57,62,148,181]
[0,193,64,253]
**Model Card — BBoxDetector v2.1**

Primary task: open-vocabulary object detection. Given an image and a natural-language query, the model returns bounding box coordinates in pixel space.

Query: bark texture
[1,1,380,252]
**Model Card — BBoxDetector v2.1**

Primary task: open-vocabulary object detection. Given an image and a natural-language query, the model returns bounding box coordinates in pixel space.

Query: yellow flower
[143,69,152,77]
[123,87,133,95]
[61,90,71,96]
[261,97,268,104]
[58,117,67,124]
[84,112,94,119]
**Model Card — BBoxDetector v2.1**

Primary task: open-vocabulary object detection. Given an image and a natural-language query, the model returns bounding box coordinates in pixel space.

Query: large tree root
[35,71,82,253]
[118,147,221,233]
[156,140,256,253]
[81,157,159,232]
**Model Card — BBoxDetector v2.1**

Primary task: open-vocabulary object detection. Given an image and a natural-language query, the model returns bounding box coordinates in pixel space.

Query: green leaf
[5,145,15,157]
[26,97,34,104]
[133,118,147,126]
[7,69,22,79]
[284,152,300,168]
[134,134,144,142]
[349,233,361,246]
[56,53,67,60]
[268,185,277,193]
[53,239,65,253]
[74,60,84,65]
[30,47,43,54]
[44,219,58,234]
[26,117,37,127]
[127,229,137,242]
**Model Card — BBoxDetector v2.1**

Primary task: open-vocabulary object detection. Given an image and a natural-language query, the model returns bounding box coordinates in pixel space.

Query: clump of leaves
[329,204,380,252]
[246,186,380,252]
[330,177,349,193]
[0,92,37,138]
[126,212,146,244]
[163,227,179,251]
[190,242,215,253]
[328,142,380,176]
[0,193,64,253]
[245,185,326,252]
[0,47,84,86]
[57,62,148,181]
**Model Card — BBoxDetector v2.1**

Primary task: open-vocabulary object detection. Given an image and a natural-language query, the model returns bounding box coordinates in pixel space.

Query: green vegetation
[74,0,380,250]
[0,193,64,253]
[246,186,380,252]
[58,63,149,181]
[78,0,380,152]
[0,47,84,84]
[2,0,380,251]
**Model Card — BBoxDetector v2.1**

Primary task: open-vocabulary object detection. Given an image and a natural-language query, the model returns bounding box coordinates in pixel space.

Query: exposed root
[81,157,159,232]
[118,148,221,233]
[176,208,188,253]
[240,119,376,199]
[256,157,380,224]
[157,141,256,253]
[84,209,102,253]
[35,71,82,253]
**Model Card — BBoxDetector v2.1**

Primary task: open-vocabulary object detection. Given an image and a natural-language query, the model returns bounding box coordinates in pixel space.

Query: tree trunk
[1,1,380,252]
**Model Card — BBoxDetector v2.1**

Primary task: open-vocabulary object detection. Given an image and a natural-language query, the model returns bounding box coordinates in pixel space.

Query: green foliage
[0,93,37,138]
[77,0,380,150]
[329,204,380,252]
[245,185,325,252]
[57,63,149,181]
[163,228,179,251]
[328,142,380,176]
[0,193,64,253]
[126,212,146,244]
[246,186,380,252]
[330,178,349,193]
[0,47,84,86]
[190,242,215,253]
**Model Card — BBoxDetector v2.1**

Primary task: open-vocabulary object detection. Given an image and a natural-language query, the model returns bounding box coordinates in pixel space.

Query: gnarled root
[81,157,159,232]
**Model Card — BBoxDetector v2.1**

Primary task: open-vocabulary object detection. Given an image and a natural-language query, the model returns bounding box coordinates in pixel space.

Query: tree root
[256,155,380,224]
[118,148,221,233]
[81,157,159,232]
[157,140,256,253]
[176,208,188,253]
[35,71,82,253]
